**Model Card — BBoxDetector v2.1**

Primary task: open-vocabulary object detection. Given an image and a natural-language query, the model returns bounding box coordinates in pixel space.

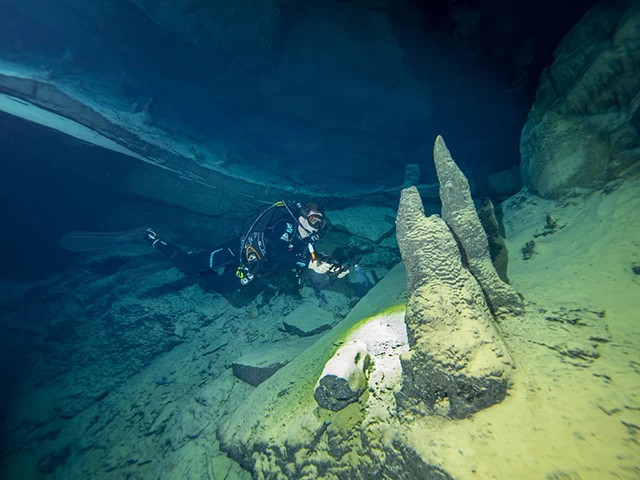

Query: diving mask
[307,213,326,231]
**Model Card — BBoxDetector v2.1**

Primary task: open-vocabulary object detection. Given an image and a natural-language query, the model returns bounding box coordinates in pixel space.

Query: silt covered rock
[396,187,514,418]
[313,340,371,411]
[395,135,519,419]
[434,136,523,318]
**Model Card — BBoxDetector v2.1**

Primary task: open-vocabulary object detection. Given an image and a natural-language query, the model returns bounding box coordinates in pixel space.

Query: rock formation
[396,186,514,418]
[520,1,640,198]
[434,136,523,318]
[477,198,510,284]
[395,135,519,418]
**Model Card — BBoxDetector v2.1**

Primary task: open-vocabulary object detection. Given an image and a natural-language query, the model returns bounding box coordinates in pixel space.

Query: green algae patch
[218,263,407,467]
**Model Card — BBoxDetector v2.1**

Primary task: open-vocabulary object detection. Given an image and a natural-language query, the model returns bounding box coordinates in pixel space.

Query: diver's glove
[325,260,350,278]
[333,268,349,279]
[308,260,350,278]
[308,260,332,275]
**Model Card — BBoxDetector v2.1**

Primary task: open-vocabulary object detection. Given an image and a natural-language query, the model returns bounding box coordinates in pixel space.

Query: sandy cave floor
[0,176,637,480]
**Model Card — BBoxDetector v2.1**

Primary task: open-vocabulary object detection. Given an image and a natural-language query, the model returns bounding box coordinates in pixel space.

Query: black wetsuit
[152,215,311,292]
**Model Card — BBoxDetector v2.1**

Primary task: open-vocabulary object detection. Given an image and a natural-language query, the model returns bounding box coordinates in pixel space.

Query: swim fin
[60,226,151,252]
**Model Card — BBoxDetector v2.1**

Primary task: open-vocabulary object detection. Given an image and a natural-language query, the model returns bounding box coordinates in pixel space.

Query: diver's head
[297,202,326,237]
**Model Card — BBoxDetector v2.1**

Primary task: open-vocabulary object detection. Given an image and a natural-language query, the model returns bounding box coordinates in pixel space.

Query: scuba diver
[61,199,349,293]
[143,199,349,292]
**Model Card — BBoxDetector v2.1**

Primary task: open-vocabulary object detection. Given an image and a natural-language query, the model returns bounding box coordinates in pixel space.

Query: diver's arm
[265,220,349,277]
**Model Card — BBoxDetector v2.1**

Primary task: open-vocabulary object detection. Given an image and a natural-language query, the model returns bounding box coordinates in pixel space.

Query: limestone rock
[434,135,524,318]
[520,2,640,198]
[477,198,510,284]
[395,186,514,418]
[328,205,397,243]
[232,337,316,387]
[282,304,334,337]
[314,340,371,411]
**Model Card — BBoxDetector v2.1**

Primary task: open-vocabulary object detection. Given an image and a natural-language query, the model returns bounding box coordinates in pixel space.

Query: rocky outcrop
[434,136,523,318]
[232,337,316,386]
[395,185,515,418]
[521,1,640,198]
[281,303,335,337]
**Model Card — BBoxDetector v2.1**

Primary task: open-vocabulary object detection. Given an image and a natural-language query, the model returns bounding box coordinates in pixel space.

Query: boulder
[520,2,640,198]
[313,340,371,411]
[232,337,316,386]
[282,304,334,337]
